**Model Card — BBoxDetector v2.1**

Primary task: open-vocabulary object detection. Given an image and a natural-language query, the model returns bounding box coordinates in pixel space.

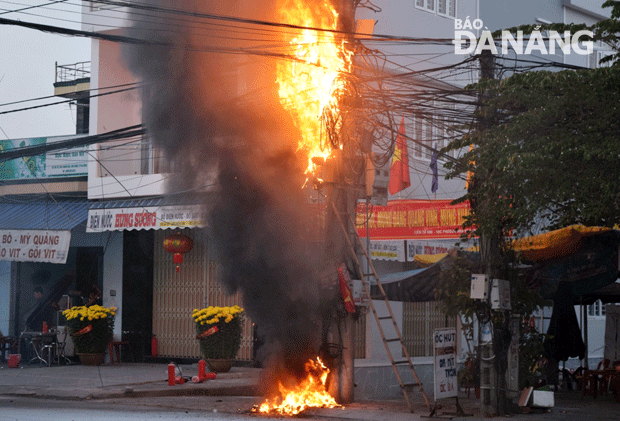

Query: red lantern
[163,234,194,272]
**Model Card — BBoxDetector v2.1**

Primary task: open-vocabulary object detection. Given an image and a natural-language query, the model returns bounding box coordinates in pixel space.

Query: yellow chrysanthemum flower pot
[192,306,244,372]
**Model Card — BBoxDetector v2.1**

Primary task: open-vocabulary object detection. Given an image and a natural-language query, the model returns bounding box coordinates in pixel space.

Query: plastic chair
[582,360,611,398]
[581,369,599,397]
[597,359,611,371]
[597,359,617,395]
[108,340,130,363]
[0,336,18,362]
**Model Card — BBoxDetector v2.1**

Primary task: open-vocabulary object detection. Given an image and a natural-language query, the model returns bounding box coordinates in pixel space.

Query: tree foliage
[447,67,620,234]
[446,0,620,235]
[439,3,620,411]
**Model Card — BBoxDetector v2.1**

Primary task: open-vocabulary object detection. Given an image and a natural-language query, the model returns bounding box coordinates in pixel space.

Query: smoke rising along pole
[122,0,351,394]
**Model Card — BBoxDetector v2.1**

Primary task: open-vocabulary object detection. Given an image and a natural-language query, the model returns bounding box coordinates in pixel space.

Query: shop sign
[0,230,71,264]
[406,240,455,261]
[434,328,458,400]
[0,135,88,180]
[369,240,406,262]
[356,200,470,240]
[87,204,207,232]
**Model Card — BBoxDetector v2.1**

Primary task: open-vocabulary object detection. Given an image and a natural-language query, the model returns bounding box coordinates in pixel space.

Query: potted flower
[62,304,115,366]
[192,305,244,372]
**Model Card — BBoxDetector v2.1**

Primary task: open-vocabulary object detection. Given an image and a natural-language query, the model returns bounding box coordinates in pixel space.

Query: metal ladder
[331,201,432,413]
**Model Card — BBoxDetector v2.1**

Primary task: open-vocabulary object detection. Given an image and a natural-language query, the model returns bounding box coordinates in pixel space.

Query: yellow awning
[414,253,447,267]
[512,225,612,262]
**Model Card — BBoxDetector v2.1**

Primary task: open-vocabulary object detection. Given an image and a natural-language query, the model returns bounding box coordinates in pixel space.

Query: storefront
[0,200,109,339]
[86,198,253,361]
[355,199,472,271]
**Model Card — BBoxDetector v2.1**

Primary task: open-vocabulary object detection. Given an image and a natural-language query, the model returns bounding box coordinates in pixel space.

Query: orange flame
[253,357,339,416]
[276,0,352,174]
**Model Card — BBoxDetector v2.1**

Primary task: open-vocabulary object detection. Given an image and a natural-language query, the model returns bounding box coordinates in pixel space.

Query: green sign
[0,136,87,180]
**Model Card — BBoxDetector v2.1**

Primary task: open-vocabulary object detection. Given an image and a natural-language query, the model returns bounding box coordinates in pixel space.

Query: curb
[92,384,261,400]
[0,383,261,401]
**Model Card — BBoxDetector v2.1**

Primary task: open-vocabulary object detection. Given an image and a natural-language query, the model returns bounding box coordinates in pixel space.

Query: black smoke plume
[123,0,328,384]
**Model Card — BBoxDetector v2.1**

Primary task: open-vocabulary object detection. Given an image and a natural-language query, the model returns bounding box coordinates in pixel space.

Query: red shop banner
[356,199,471,240]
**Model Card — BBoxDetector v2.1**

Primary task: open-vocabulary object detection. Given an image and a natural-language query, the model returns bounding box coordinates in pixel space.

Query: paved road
[0,396,288,421]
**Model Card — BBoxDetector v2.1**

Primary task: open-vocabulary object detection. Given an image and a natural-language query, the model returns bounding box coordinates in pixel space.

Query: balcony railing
[55,61,91,85]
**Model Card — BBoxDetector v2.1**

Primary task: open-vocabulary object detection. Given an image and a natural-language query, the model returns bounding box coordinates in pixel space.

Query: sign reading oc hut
[434,328,457,400]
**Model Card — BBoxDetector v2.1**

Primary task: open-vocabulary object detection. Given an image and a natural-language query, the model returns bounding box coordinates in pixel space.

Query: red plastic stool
[108,341,130,363]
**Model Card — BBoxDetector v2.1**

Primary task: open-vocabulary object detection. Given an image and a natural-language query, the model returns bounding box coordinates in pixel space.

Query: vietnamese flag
[388,117,411,195]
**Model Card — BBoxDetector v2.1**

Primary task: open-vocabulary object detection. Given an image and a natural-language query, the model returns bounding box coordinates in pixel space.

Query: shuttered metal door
[152,229,253,359]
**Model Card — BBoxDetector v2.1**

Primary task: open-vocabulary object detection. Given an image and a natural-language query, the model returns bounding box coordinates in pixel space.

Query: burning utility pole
[124,0,362,414]
[319,0,359,405]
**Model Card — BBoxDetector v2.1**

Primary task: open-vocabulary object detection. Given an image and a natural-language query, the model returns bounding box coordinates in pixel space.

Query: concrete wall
[87,36,168,199]
[479,0,564,30]
[564,0,613,19]
[81,2,131,33]
[355,1,476,202]
[356,0,477,80]
[354,361,434,400]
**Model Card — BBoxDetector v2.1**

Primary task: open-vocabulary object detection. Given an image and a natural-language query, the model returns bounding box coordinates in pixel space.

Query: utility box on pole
[490,279,511,310]
[470,274,489,300]
[365,154,389,206]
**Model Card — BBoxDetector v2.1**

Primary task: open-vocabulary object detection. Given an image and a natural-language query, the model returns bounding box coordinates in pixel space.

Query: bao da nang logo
[453,17,594,56]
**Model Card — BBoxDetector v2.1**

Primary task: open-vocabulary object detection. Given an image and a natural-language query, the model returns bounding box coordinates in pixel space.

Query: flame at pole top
[276,0,353,175]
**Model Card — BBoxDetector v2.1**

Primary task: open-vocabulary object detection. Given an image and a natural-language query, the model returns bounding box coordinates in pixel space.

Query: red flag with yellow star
[388,117,411,195]
[338,264,356,314]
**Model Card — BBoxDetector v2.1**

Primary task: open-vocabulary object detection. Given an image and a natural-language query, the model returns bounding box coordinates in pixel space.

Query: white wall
[102,232,123,341]
[81,2,132,33]
[86,36,169,199]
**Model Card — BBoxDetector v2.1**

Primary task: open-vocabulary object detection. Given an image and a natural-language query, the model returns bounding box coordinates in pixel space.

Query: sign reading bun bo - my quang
[87,205,207,232]
[356,200,470,240]
[0,230,71,264]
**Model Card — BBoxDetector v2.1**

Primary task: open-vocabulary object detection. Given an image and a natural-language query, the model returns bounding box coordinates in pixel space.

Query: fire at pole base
[252,358,340,416]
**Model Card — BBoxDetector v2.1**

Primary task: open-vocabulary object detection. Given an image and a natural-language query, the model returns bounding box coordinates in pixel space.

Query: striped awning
[0,200,89,230]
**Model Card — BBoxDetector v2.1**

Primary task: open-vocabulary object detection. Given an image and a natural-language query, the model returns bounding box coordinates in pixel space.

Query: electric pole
[321,0,358,405]
[475,49,511,417]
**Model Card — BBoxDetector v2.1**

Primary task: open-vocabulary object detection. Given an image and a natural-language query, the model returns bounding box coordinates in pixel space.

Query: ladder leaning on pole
[330,201,432,413]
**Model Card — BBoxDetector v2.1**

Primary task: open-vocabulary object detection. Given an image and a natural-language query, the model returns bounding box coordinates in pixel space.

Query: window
[416,0,457,18]
[449,0,457,17]
[593,50,616,68]
[438,0,447,15]
[414,115,423,158]
[353,314,366,359]
[425,114,434,159]
[402,301,456,357]
[436,116,445,152]
[588,300,605,317]
[89,1,121,11]
[415,0,434,13]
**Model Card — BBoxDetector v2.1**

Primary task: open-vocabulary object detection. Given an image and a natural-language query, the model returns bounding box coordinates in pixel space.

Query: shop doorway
[121,230,154,361]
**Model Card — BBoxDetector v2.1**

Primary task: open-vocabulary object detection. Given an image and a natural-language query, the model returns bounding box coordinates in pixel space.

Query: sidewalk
[0,361,261,400]
[2,361,620,420]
